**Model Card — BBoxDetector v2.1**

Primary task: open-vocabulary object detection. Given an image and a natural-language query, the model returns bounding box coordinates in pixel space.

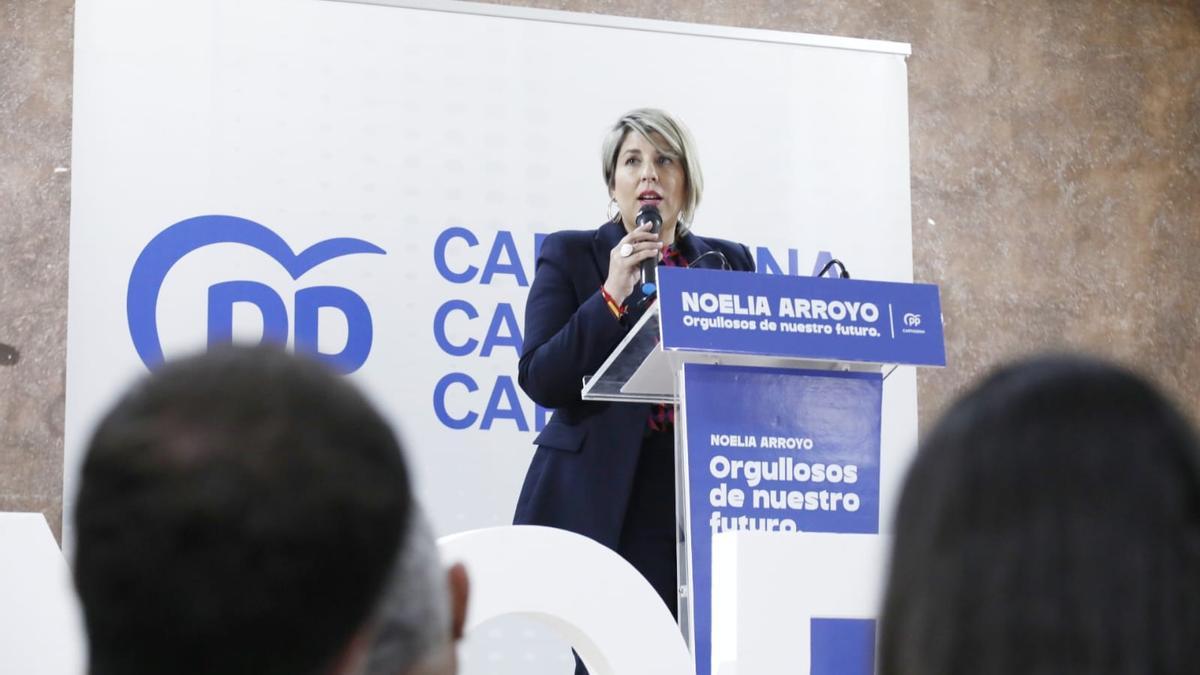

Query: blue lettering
[433,372,551,432]
[433,300,480,356]
[206,280,289,348]
[756,246,800,276]
[294,286,373,374]
[480,375,528,431]
[434,227,479,284]
[480,231,528,286]
[480,303,523,357]
[434,372,479,430]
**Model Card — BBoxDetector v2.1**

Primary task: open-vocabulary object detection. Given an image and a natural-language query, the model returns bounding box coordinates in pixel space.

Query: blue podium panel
[680,363,883,675]
[811,618,876,675]
[657,267,945,367]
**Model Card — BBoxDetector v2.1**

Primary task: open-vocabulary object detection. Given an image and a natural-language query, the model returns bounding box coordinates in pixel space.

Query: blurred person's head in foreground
[74,345,438,675]
[880,354,1200,675]
[362,508,468,675]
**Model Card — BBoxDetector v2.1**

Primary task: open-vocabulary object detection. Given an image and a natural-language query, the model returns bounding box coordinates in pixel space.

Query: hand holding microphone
[603,205,664,306]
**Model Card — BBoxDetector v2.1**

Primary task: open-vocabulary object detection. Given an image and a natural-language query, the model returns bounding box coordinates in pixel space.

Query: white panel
[712,531,890,674]
[68,2,915,672]
[0,514,86,675]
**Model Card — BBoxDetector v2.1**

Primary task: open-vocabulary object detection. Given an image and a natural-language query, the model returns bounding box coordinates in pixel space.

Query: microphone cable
[816,258,851,279]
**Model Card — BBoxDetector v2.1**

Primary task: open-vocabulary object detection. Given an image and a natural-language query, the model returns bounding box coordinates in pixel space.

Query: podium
[582,267,944,675]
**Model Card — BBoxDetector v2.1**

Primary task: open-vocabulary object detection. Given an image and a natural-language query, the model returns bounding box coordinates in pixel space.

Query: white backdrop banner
[68,0,914,671]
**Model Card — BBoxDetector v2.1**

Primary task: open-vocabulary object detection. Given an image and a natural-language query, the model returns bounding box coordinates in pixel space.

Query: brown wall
[3,0,1198,541]
[1,0,74,540]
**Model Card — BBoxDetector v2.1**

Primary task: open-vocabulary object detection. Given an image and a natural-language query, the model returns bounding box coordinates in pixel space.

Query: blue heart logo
[127,214,386,369]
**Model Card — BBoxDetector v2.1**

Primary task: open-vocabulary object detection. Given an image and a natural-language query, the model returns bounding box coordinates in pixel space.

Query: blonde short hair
[601,108,703,234]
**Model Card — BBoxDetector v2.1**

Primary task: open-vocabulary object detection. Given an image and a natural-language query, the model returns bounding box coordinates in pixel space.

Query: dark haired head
[74,345,411,675]
[880,354,1200,675]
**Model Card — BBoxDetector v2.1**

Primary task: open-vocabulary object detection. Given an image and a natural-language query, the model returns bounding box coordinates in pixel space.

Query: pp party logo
[127,215,385,374]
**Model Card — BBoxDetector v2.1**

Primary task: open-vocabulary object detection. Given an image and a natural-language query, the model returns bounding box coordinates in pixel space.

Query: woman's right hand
[603,222,663,306]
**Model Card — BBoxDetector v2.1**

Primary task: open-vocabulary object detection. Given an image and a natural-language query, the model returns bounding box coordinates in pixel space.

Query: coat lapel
[676,231,725,270]
[592,219,627,282]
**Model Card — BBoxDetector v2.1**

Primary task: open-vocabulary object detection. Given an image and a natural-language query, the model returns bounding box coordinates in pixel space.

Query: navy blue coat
[513,219,755,550]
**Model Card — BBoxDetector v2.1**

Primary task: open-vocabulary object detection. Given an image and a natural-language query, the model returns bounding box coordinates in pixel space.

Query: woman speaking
[513,108,755,626]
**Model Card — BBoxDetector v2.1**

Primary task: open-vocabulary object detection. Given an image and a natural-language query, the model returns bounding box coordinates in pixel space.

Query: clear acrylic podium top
[580,302,882,405]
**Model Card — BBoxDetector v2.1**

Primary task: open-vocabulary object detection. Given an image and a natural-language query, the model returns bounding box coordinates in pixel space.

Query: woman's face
[610,131,687,238]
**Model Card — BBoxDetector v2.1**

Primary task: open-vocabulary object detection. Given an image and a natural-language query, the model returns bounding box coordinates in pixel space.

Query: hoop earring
[606,198,621,223]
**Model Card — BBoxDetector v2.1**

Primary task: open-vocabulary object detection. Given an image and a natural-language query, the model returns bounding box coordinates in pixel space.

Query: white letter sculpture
[439,525,693,675]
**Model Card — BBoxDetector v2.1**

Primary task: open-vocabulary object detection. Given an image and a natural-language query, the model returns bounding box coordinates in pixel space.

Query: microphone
[636,205,662,295]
